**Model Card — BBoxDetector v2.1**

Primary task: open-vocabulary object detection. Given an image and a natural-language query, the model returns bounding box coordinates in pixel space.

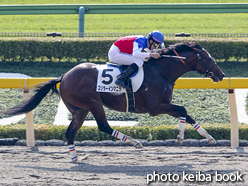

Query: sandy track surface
[0,146,247,186]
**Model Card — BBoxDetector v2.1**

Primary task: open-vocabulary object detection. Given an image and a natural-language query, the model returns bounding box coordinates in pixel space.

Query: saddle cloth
[96,63,144,93]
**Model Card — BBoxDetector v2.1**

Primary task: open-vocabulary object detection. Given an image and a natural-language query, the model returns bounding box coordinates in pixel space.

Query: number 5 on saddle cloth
[96,63,144,113]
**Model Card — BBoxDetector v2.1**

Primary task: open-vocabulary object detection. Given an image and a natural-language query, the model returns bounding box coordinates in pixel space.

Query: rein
[173,49,194,72]
[173,49,187,65]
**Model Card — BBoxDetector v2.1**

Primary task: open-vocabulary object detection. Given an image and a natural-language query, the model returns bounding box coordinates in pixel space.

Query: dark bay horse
[2,42,225,161]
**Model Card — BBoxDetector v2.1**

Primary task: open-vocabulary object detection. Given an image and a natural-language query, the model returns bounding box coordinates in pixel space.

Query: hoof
[208,136,217,144]
[177,135,184,145]
[71,158,78,163]
[134,142,143,148]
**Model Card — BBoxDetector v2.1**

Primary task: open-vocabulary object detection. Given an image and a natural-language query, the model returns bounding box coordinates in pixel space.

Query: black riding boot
[115,63,139,89]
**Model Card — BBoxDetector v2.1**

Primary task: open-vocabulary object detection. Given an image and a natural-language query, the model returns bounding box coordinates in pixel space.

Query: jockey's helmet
[147,30,164,44]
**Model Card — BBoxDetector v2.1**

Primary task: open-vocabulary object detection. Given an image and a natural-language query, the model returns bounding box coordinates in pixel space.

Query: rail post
[78,6,85,38]
[227,89,239,147]
[23,87,35,147]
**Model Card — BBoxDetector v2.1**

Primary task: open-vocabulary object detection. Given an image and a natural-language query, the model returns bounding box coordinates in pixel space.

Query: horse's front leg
[149,103,216,145]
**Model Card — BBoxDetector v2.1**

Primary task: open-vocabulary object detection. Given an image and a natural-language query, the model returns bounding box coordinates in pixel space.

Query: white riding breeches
[108,45,144,68]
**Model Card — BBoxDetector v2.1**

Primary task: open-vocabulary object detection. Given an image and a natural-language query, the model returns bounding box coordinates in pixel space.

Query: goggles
[148,39,165,50]
[153,42,159,48]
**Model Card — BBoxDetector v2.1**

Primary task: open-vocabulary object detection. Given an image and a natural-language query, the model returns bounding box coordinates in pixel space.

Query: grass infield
[0,0,247,34]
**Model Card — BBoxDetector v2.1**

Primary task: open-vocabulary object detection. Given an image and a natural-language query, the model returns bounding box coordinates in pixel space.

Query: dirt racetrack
[0,146,247,186]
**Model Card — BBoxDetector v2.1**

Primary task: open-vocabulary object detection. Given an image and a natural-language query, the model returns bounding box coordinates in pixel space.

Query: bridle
[153,48,217,84]
[173,49,217,78]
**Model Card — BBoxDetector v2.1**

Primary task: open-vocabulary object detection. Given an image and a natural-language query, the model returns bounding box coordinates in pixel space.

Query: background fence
[1,4,247,15]
[0,32,248,38]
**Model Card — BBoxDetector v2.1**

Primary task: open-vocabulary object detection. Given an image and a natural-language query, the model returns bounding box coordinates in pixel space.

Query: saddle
[96,63,144,113]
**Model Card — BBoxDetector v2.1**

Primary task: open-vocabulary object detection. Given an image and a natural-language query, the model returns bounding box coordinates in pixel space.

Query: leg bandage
[112,130,143,148]
[112,130,128,142]
[68,144,78,161]
[193,123,208,138]
[179,117,186,139]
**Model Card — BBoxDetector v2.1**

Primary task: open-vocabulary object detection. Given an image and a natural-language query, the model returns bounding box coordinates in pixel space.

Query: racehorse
[2,42,225,161]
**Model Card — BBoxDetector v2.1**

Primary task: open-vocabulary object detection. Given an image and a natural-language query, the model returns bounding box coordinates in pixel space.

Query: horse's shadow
[15,162,237,177]
[18,147,242,177]
[72,162,239,177]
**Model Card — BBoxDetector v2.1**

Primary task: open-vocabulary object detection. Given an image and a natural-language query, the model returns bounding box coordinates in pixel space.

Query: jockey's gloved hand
[157,49,167,55]
[150,52,161,59]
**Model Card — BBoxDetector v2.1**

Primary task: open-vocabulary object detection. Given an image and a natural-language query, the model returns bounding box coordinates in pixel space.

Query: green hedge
[0,38,113,62]
[1,124,247,141]
[0,37,248,62]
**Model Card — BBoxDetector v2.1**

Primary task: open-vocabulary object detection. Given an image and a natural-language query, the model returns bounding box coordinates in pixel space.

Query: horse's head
[157,42,225,83]
[192,47,225,82]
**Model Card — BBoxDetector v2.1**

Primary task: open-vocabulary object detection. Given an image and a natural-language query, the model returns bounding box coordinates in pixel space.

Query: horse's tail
[2,76,62,116]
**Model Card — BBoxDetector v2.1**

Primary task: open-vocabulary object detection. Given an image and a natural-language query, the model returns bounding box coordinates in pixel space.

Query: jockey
[108,30,165,89]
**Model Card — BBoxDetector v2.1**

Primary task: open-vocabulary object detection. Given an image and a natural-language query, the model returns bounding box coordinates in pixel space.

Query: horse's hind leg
[65,108,89,161]
[90,104,143,148]
[62,98,89,161]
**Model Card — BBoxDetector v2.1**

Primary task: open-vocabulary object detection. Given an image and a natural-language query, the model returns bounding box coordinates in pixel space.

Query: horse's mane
[161,42,202,56]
